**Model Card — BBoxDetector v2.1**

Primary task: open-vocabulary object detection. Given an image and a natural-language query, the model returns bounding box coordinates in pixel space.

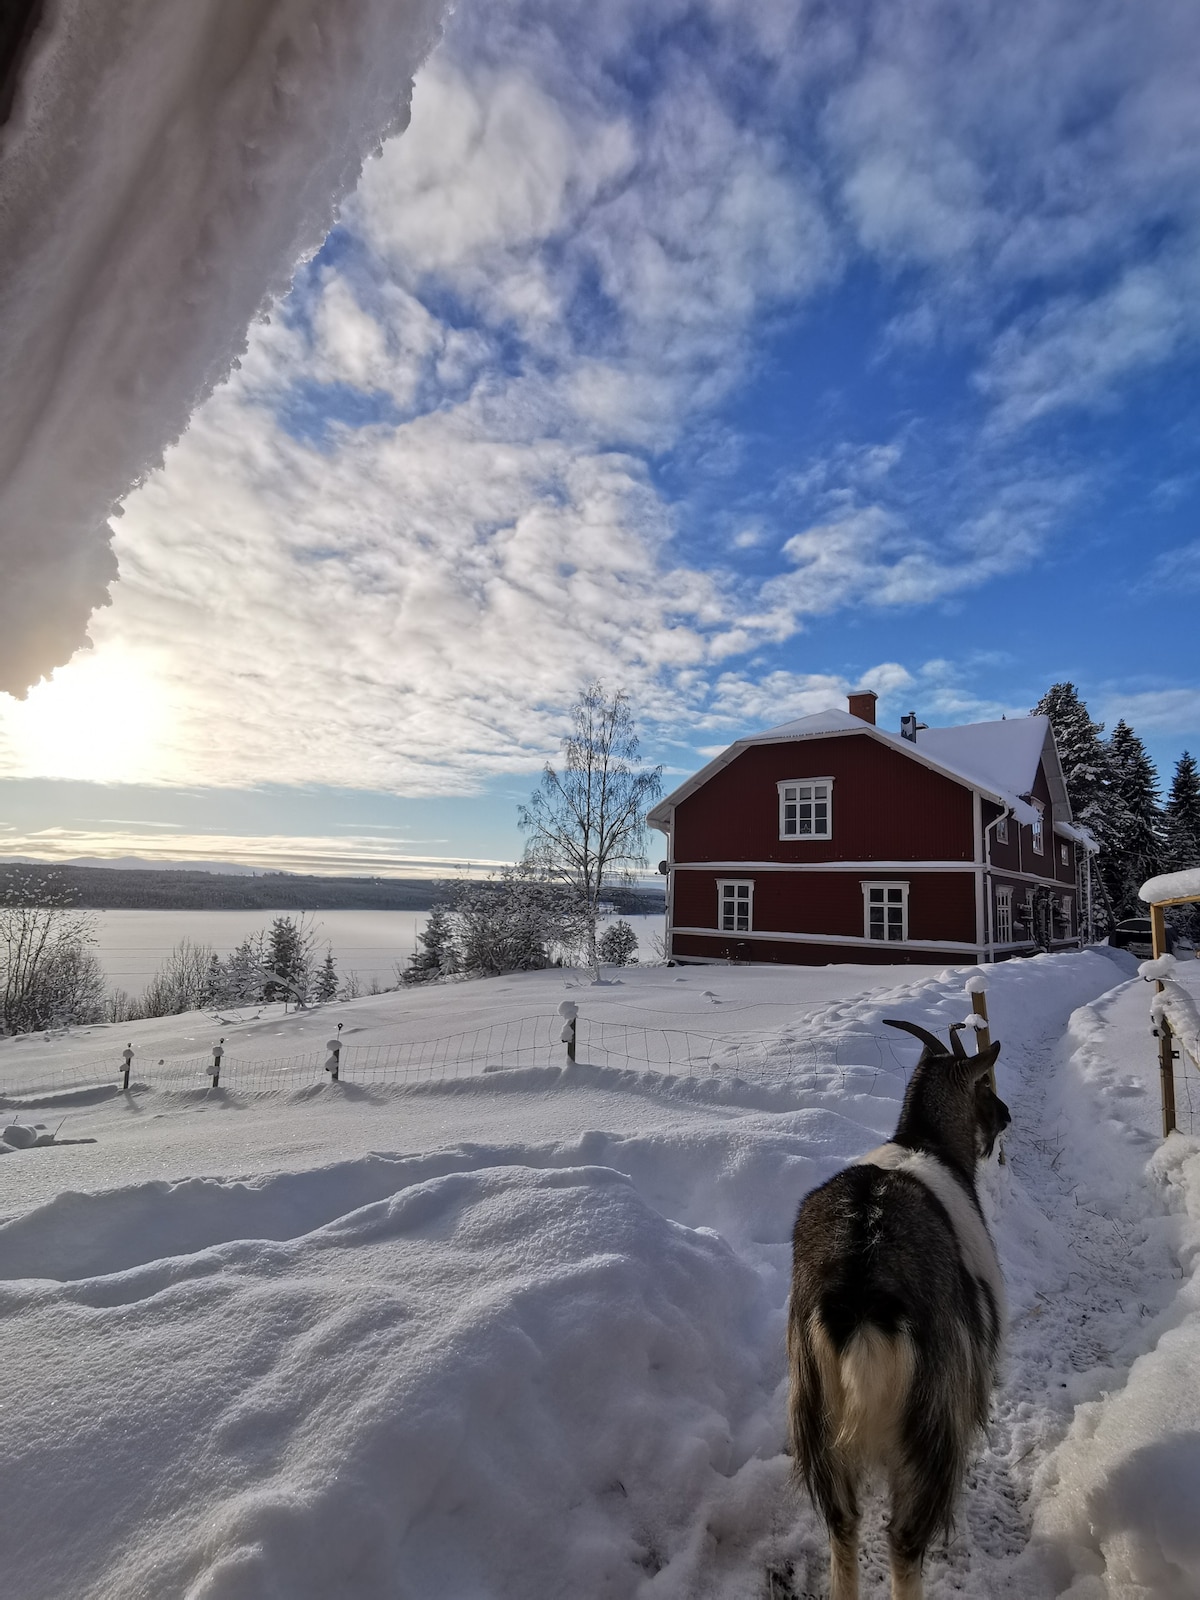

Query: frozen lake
[87,908,667,996]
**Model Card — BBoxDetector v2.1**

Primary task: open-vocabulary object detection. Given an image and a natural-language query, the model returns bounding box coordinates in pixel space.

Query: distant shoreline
[0,863,666,916]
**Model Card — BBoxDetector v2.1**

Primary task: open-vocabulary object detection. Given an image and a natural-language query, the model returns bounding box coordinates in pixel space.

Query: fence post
[1149,904,1178,1137]
[120,1043,134,1091]
[211,1037,224,1089]
[558,1001,578,1064]
[326,1022,343,1082]
[966,976,1004,1163]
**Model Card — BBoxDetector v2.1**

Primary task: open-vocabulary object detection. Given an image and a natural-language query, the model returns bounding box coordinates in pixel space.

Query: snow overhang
[1140,867,1200,906]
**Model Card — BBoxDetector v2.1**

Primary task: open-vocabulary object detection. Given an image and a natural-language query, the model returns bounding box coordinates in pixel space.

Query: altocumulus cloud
[6,0,1200,786]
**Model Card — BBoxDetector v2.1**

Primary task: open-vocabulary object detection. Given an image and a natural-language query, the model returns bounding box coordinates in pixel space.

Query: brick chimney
[847,690,878,725]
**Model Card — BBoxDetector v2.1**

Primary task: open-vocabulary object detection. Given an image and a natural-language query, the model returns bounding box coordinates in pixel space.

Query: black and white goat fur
[787,1019,1010,1600]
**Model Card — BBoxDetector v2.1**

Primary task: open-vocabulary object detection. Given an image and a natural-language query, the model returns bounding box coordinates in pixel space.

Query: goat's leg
[885,1542,922,1600]
[823,1460,861,1600]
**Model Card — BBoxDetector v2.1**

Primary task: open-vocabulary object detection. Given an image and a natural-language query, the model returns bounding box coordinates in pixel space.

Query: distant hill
[0,863,666,915]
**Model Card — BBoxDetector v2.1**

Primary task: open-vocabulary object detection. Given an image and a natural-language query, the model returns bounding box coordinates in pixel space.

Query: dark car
[1108,917,1174,958]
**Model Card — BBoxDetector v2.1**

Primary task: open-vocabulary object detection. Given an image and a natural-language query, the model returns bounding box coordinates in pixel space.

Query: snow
[1141,867,1200,906]
[0,0,447,695]
[913,716,1049,818]
[4,949,1200,1597]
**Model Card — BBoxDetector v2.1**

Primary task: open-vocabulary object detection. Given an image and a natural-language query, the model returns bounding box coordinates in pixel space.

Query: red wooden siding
[673,734,975,864]
[673,869,977,946]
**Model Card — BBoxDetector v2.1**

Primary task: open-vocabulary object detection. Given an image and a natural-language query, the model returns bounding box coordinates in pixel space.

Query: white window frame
[717,879,754,934]
[778,777,834,841]
[1060,841,1069,865]
[995,813,1009,845]
[862,881,909,944]
[995,886,1013,945]
[1031,803,1045,855]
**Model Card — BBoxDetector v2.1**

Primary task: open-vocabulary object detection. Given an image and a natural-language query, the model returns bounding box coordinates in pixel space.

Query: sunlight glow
[0,651,171,784]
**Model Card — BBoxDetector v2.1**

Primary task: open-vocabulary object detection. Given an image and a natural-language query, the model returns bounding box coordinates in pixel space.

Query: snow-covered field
[3,950,1200,1598]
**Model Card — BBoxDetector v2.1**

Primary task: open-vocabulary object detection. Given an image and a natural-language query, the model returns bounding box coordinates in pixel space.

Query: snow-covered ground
[3,950,1200,1598]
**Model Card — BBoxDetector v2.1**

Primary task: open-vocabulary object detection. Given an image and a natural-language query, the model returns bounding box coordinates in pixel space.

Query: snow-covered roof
[1140,868,1200,906]
[912,719,1048,814]
[649,708,1071,832]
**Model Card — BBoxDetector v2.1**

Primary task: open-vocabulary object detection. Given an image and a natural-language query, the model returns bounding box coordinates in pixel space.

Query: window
[995,887,1013,944]
[1031,804,1045,855]
[779,778,833,840]
[718,879,753,933]
[863,881,909,942]
[1060,842,1069,865]
[995,814,1009,844]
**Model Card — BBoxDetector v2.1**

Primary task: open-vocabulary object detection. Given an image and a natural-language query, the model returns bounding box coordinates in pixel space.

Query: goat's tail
[788,1305,917,1512]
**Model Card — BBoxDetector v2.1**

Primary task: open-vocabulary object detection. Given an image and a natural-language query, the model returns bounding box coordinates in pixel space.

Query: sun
[0,650,171,784]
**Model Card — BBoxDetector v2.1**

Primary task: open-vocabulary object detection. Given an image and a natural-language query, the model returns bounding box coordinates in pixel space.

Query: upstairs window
[1060,842,1069,865]
[779,778,833,840]
[863,882,909,942]
[996,814,1009,844]
[1031,804,1045,855]
[718,879,753,933]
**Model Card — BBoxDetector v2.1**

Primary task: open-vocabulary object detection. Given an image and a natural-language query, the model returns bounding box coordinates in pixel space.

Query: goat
[787,1019,1010,1600]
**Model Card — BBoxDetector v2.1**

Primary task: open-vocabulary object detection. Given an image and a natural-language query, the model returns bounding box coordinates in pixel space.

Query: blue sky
[1,0,1198,874]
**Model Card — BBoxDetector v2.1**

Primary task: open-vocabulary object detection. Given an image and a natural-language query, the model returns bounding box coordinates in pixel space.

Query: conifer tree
[1106,720,1164,917]
[1164,751,1200,939]
[315,949,339,1002]
[1031,683,1111,843]
[264,915,314,1009]
[1032,682,1115,932]
[1165,751,1200,869]
[406,904,457,983]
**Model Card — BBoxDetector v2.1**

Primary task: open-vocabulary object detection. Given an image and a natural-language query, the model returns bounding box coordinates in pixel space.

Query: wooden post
[211,1037,224,1089]
[558,1001,578,1064]
[1150,904,1177,1136]
[969,982,1005,1164]
[326,1026,342,1082]
[120,1043,134,1091]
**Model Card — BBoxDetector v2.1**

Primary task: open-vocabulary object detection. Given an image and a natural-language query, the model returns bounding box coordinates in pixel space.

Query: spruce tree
[1031,683,1111,842]
[1106,720,1164,917]
[1164,751,1200,938]
[315,949,339,1003]
[406,904,457,983]
[264,916,313,1009]
[1032,682,1115,932]
[1165,751,1200,869]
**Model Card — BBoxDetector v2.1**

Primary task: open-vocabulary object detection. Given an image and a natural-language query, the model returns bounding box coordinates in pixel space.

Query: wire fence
[0,1013,912,1104]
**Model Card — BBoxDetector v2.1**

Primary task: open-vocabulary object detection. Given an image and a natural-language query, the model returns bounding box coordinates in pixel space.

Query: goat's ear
[965,1039,1000,1082]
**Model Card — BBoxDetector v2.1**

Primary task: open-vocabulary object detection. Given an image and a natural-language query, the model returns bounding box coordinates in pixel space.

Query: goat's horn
[947,1022,969,1059]
[883,1018,947,1054]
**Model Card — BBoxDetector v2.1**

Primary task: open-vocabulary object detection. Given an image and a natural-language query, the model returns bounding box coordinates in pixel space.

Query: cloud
[1098,688,1200,738]
[1142,540,1200,596]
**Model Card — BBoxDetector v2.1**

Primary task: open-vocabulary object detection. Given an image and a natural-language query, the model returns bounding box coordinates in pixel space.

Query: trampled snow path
[3,952,1199,1598]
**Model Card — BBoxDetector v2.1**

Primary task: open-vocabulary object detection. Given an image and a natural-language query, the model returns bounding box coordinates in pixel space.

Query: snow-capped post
[1140,869,1200,1137]
[558,1000,578,1064]
[326,1022,343,1082]
[965,976,1003,1161]
[120,1043,134,1091]
[210,1037,224,1089]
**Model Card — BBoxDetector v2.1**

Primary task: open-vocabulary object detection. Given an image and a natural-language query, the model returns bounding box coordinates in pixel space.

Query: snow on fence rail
[0,1014,912,1102]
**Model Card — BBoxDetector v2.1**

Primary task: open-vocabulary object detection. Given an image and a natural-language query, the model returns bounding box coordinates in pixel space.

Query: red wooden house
[647,691,1098,966]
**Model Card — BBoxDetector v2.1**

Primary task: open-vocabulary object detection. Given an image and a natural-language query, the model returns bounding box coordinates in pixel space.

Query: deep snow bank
[0,951,1140,1598]
[0,0,446,694]
[0,1162,772,1600]
[1023,969,1200,1599]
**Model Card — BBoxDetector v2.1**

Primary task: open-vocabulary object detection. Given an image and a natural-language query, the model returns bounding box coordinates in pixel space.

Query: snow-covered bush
[598,920,639,966]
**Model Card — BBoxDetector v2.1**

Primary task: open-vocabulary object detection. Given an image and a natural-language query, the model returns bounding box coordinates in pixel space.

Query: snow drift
[0,0,446,696]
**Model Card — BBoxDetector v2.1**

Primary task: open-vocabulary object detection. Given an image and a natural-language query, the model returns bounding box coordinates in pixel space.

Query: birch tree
[519,684,662,968]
